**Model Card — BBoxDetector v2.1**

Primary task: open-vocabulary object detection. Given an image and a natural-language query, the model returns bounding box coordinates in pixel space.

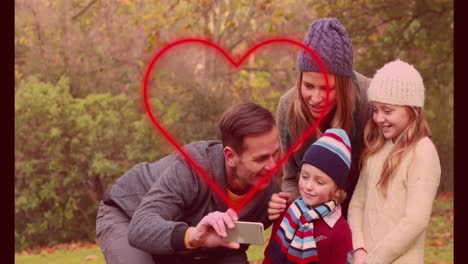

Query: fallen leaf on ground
[85,255,98,261]
[67,243,80,251]
[430,239,444,247]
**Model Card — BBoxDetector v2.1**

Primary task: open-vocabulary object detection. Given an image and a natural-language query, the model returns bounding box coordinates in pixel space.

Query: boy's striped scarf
[266,198,336,264]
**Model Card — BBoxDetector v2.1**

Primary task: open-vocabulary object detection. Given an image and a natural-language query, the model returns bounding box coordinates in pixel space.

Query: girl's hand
[267,192,292,221]
[353,248,368,264]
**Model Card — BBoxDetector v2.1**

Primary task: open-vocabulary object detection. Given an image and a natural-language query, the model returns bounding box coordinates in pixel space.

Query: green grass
[247,226,272,262]
[423,195,453,263]
[15,246,105,264]
[16,195,453,264]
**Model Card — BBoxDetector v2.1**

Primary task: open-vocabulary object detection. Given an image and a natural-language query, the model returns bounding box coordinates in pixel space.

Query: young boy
[264,128,353,263]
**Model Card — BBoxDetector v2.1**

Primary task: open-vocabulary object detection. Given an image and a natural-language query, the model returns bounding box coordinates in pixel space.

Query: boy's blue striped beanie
[301,128,352,189]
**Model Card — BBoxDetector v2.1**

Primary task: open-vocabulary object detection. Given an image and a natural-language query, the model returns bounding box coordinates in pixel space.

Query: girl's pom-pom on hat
[367,59,425,107]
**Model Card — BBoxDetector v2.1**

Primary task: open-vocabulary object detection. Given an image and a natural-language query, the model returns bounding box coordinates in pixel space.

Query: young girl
[348,59,441,264]
[272,18,372,219]
[264,128,353,264]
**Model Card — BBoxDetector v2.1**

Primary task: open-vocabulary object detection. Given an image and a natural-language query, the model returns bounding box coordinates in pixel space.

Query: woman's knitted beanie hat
[368,59,425,107]
[301,128,351,189]
[297,18,353,77]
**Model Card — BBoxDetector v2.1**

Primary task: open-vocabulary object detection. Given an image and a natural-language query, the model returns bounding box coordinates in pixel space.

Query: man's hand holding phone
[188,208,240,249]
[188,208,266,249]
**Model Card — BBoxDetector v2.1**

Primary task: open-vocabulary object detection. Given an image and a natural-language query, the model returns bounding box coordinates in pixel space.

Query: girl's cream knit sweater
[348,137,441,264]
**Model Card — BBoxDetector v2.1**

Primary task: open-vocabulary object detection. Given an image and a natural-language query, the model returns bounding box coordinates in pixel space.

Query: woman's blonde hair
[361,106,432,197]
[287,72,357,149]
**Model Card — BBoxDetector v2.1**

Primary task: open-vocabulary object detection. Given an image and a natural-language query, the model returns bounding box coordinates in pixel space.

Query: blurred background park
[15,0,453,263]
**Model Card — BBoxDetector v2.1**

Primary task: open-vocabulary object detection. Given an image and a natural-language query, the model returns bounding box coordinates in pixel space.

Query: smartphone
[224,221,266,245]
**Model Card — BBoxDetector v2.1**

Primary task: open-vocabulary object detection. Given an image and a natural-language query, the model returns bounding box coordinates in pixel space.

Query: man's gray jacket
[104,140,280,261]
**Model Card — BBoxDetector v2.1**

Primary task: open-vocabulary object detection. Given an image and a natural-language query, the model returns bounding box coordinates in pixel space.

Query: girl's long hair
[287,72,356,149]
[361,106,432,197]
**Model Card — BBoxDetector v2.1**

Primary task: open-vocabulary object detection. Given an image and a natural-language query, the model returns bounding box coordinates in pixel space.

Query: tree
[15,0,147,97]
[310,0,453,192]
[15,76,167,250]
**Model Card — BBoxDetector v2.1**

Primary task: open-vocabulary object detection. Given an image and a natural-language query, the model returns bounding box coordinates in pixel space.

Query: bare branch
[71,0,99,21]
[29,5,46,54]
[229,67,293,73]
[162,0,181,19]
[225,2,256,51]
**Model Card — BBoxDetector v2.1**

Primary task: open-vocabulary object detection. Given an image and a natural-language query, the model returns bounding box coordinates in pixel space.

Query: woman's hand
[267,192,292,221]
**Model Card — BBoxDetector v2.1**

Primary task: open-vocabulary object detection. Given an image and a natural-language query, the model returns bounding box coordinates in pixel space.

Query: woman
[269,18,371,220]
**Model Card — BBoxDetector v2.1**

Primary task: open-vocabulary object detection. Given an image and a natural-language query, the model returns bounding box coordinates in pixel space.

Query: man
[96,102,281,263]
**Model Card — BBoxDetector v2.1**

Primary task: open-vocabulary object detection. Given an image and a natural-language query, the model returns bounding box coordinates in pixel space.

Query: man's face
[232,127,280,193]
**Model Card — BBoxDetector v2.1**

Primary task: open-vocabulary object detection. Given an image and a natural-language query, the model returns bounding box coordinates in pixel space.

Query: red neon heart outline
[143,38,330,213]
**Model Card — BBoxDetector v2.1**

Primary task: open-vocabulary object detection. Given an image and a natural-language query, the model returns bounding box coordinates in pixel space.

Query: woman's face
[300,72,337,120]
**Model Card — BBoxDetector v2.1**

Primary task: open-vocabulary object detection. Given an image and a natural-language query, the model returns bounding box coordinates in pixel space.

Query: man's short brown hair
[219,102,276,153]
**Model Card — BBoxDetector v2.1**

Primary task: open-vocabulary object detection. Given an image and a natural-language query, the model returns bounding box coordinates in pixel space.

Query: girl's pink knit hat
[368,59,425,107]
